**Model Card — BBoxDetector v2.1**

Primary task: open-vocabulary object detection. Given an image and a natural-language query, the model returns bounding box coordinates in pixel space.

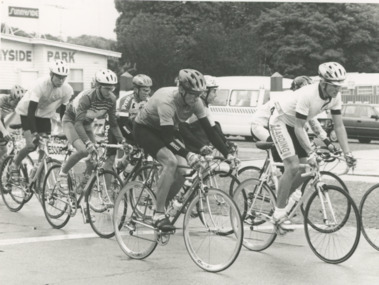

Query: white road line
[0,232,99,246]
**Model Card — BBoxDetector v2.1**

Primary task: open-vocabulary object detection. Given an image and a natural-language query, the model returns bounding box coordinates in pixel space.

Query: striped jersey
[0,94,19,119]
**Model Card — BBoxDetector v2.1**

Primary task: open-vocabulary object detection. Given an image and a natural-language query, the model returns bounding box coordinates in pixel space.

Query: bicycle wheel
[301,171,349,208]
[183,187,243,272]
[86,170,123,238]
[232,178,277,251]
[304,185,361,264]
[230,165,261,195]
[132,164,160,193]
[203,170,240,197]
[0,155,31,212]
[113,181,158,259]
[359,183,379,251]
[42,164,71,229]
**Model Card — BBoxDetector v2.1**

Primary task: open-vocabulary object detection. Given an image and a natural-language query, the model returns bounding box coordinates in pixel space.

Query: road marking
[0,232,99,246]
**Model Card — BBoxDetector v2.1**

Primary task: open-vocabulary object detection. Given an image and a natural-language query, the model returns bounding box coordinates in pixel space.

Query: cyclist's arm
[178,121,204,150]
[308,117,328,143]
[108,104,124,143]
[117,117,135,144]
[213,121,228,143]
[73,96,94,145]
[331,111,350,154]
[199,117,229,158]
[27,101,39,134]
[59,104,66,120]
[294,114,313,155]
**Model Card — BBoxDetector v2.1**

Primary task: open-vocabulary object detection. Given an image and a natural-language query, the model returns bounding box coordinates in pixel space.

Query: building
[0,33,122,94]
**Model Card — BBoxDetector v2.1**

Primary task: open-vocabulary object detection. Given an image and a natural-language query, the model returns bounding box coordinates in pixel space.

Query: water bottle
[285,189,302,214]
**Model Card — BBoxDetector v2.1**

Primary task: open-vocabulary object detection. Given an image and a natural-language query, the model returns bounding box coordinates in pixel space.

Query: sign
[47,51,76,63]
[8,6,39,18]
[1,49,32,61]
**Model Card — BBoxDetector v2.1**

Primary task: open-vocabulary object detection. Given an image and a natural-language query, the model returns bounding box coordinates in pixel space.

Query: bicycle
[232,141,361,264]
[0,128,61,212]
[42,142,124,238]
[113,155,243,272]
[359,183,379,251]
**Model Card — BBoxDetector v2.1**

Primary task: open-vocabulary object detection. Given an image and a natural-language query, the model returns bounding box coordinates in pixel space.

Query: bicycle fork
[315,183,338,227]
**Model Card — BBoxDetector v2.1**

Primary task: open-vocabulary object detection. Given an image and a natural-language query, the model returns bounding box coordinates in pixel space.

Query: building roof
[0,33,122,58]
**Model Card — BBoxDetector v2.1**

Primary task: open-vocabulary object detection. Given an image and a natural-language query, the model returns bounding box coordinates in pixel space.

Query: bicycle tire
[301,172,350,232]
[304,185,361,264]
[232,178,277,251]
[0,155,33,212]
[183,187,243,272]
[359,183,379,251]
[113,181,158,259]
[230,165,261,195]
[42,164,71,229]
[86,170,124,238]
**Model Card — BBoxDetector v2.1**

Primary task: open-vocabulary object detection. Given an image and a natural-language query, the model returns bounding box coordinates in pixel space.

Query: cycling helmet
[178,69,207,94]
[95,69,118,85]
[291,76,313,91]
[318,62,346,85]
[49,60,69,76]
[133,74,152,88]
[10,85,26,100]
[204,75,219,89]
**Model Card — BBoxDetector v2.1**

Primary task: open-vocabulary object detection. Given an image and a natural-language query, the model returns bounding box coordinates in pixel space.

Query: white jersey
[16,76,73,118]
[273,83,342,127]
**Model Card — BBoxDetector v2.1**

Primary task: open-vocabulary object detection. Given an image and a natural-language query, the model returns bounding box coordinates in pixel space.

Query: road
[1,139,379,285]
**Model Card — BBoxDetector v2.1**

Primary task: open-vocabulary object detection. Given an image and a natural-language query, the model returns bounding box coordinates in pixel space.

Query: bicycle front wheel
[0,155,32,212]
[42,164,71,229]
[232,178,277,251]
[113,181,158,259]
[360,183,379,251]
[183,188,243,272]
[304,185,361,264]
[87,170,123,238]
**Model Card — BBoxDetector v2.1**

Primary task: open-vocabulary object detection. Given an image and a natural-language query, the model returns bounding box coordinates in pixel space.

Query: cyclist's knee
[283,157,300,176]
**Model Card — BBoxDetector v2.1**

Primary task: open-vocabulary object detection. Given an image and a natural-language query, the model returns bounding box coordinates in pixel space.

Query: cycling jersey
[118,93,146,119]
[269,84,341,159]
[15,76,73,118]
[0,94,18,119]
[135,87,207,129]
[63,88,123,144]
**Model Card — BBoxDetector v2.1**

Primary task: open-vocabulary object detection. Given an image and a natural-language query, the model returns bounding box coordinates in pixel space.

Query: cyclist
[103,74,153,173]
[269,62,357,229]
[58,69,126,197]
[179,75,237,155]
[0,85,27,158]
[10,60,73,180]
[134,69,231,231]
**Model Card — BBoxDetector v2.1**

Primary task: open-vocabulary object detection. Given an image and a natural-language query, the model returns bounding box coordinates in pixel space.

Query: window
[229,90,260,107]
[212,89,229,106]
[68,69,84,94]
[357,86,373,96]
[359,106,373,118]
[343,105,359,117]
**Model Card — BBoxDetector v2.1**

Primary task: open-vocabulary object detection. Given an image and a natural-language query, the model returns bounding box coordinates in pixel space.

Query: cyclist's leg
[103,130,117,187]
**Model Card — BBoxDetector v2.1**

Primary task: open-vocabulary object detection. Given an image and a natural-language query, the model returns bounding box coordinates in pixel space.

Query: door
[356,106,379,139]
[342,105,359,138]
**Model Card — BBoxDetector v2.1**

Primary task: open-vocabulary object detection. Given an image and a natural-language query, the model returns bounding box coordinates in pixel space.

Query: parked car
[341,103,379,143]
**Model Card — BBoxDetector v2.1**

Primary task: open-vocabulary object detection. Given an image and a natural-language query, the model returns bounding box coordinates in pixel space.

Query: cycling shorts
[269,115,307,160]
[20,115,51,134]
[134,122,184,159]
[62,121,95,145]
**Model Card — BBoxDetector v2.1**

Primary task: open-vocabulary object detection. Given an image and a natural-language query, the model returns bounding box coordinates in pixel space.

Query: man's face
[137,87,151,101]
[51,74,67,87]
[206,88,217,104]
[325,83,342,98]
[100,85,115,98]
[184,91,201,106]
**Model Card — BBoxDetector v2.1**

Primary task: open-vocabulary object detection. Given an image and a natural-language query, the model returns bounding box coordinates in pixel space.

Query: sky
[1,0,120,40]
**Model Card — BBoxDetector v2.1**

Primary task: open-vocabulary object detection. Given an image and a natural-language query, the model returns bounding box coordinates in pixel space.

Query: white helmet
[95,69,118,85]
[318,62,346,86]
[10,85,26,100]
[204,75,219,89]
[133,74,152,87]
[49,60,69,76]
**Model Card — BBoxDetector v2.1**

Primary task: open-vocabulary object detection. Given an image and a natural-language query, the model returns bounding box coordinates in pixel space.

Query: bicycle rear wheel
[304,185,361,264]
[0,155,32,212]
[113,181,158,259]
[183,187,243,272]
[42,164,71,229]
[87,170,123,238]
[232,178,277,251]
[359,183,379,251]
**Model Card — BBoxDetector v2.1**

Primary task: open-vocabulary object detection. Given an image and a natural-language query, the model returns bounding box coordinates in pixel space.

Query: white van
[209,76,292,141]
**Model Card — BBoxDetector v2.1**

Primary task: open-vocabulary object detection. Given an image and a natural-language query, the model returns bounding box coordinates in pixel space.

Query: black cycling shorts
[20,115,51,134]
